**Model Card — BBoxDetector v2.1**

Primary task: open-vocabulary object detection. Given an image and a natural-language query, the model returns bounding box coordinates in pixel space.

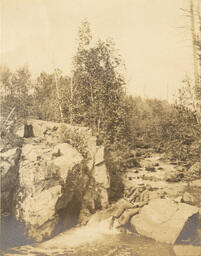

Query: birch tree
[72,19,129,145]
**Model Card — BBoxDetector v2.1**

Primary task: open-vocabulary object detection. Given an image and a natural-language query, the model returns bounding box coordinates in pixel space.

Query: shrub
[59,124,89,158]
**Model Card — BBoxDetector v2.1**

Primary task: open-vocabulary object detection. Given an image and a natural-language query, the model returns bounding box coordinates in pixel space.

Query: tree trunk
[70,77,73,125]
[190,0,201,123]
[24,124,34,138]
[54,69,64,123]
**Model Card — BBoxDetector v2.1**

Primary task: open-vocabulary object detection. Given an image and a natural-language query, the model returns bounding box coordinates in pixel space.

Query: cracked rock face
[9,120,110,242]
[14,140,84,241]
[130,198,200,244]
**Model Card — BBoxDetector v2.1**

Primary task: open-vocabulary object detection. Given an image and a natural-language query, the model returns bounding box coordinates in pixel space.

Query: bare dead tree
[190,0,201,122]
[197,0,201,69]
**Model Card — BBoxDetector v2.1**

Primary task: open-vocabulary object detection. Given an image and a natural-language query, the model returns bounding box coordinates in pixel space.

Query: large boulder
[11,120,110,242]
[130,199,199,244]
[93,146,110,191]
[91,146,110,208]
[14,141,84,241]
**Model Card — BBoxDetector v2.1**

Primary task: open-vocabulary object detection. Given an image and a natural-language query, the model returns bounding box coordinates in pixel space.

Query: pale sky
[0,0,195,101]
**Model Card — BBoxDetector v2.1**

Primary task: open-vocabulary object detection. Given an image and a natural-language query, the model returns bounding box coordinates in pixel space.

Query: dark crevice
[53,193,82,236]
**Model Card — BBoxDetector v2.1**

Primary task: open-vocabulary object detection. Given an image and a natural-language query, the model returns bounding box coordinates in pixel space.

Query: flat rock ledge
[130,198,200,244]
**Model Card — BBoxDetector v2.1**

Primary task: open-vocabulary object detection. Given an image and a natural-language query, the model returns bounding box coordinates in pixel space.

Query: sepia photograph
[0,0,201,255]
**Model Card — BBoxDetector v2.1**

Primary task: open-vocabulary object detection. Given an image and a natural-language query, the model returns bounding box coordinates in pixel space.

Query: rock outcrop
[2,119,110,242]
[14,141,84,241]
[130,198,200,244]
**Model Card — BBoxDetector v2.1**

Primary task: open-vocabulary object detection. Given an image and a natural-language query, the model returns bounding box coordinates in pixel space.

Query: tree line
[0,19,200,166]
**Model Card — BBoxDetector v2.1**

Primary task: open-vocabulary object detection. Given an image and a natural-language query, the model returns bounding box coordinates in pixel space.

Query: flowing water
[2,222,176,256]
[3,216,199,256]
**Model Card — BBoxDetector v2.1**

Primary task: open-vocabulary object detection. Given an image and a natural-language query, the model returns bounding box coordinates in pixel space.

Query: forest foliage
[0,19,200,168]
